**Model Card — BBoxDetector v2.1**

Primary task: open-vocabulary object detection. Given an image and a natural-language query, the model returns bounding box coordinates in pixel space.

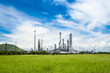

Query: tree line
[0,50,110,55]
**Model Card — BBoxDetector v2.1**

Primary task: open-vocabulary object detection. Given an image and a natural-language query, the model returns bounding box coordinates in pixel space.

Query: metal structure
[59,32,62,53]
[41,39,43,50]
[67,39,69,51]
[62,39,65,49]
[38,39,40,51]
[34,30,36,51]
[69,33,72,48]
[32,31,78,53]
[59,32,61,49]
[54,44,56,50]
[69,33,72,52]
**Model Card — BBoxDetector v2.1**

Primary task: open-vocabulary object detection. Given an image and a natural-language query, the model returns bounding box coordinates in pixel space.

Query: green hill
[0,44,25,52]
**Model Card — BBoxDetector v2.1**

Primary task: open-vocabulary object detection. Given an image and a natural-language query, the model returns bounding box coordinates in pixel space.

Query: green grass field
[0,54,110,73]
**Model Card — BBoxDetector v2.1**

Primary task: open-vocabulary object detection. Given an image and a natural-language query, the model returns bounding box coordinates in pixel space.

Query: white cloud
[0,4,75,51]
[54,0,110,31]
[53,0,110,52]
[53,0,67,4]
[1,1,110,52]
[0,4,50,50]
[68,0,110,31]
[5,20,49,50]
[54,14,79,28]
[55,14,63,18]
[42,12,48,15]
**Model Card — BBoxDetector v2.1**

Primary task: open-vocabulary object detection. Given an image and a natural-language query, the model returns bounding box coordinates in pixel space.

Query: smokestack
[67,39,69,51]
[41,39,43,51]
[62,39,64,49]
[59,32,61,49]
[34,30,36,51]
[54,44,56,50]
[69,33,72,48]
[69,33,73,53]
[38,39,40,51]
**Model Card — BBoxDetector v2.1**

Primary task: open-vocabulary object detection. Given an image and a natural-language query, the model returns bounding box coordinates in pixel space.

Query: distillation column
[69,33,72,52]
[38,39,40,51]
[34,30,36,51]
[59,32,61,52]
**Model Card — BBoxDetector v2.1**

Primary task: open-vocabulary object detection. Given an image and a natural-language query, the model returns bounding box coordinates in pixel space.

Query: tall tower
[69,33,72,47]
[34,30,36,51]
[62,39,65,49]
[54,44,56,50]
[69,33,72,52]
[67,39,69,51]
[59,32,61,49]
[38,39,40,51]
[41,39,43,51]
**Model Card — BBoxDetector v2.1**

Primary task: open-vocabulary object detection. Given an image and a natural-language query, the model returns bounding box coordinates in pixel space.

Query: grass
[0,54,110,73]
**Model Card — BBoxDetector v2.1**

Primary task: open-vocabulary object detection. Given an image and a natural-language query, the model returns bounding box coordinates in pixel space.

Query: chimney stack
[59,32,61,49]
[34,30,36,51]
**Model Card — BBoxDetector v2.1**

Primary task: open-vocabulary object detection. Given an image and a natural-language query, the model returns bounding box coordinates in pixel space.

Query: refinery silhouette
[33,30,78,53]
[0,30,109,54]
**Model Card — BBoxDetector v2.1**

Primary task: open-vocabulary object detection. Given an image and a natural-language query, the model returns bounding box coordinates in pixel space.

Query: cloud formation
[0,4,73,50]
[1,0,110,52]
[53,0,110,52]
[68,0,110,31]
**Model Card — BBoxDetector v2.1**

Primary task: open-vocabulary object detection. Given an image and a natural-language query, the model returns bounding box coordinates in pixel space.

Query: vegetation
[0,50,110,55]
[0,50,49,55]
[79,51,110,54]
[0,50,27,55]
[0,54,110,73]
[0,44,24,52]
[29,51,49,54]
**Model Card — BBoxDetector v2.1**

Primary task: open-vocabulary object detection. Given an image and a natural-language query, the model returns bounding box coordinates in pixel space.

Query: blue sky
[0,0,68,21]
[0,0,110,52]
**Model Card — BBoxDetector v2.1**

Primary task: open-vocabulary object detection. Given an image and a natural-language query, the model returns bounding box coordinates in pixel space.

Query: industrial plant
[0,30,79,54]
[0,30,109,54]
[33,30,79,53]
